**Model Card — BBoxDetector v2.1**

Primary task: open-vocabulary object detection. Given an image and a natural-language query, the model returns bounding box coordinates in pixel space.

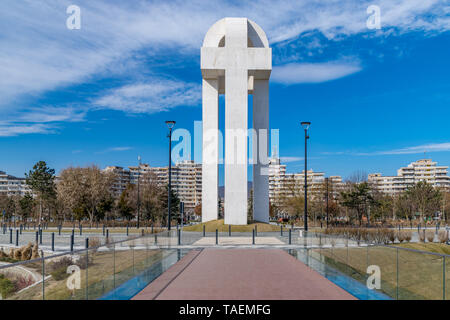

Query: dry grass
[315,243,449,300]
[6,246,163,300]
[182,219,281,233]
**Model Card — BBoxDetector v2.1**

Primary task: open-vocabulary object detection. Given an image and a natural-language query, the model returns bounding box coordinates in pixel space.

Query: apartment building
[368,159,450,194]
[103,166,131,197]
[104,160,202,213]
[0,171,32,196]
[268,157,343,206]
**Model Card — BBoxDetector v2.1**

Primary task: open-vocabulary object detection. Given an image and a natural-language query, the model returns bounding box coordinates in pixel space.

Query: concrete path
[192,236,285,246]
[133,248,356,300]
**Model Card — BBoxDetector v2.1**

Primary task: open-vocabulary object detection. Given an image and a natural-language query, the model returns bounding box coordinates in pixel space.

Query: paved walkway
[192,236,285,246]
[133,248,356,300]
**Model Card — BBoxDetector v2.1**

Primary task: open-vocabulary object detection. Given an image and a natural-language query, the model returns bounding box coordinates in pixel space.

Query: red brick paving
[132,248,356,300]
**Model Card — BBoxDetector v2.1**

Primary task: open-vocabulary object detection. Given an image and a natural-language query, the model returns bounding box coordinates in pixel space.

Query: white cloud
[1,0,448,108]
[93,79,201,114]
[0,106,86,137]
[272,60,362,84]
[95,146,134,154]
[280,156,304,163]
[0,0,448,138]
[0,123,55,137]
[358,142,450,156]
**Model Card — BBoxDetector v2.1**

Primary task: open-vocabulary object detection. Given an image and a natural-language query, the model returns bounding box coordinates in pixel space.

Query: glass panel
[398,248,443,300]
[86,243,116,300]
[446,257,450,300]
[367,246,397,299]
[1,254,44,300]
[43,251,87,300]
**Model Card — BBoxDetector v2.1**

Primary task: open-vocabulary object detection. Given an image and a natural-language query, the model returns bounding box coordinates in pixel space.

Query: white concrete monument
[201,18,271,225]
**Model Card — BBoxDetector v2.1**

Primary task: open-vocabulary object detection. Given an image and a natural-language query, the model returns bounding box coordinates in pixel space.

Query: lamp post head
[301,121,311,131]
[165,120,176,129]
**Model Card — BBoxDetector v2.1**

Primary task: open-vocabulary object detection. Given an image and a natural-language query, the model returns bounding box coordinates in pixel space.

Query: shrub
[397,231,405,243]
[49,256,75,272]
[51,268,68,281]
[404,230,412,242]
[13,274,35,291]
[0,274,16,298]
[419,230,426,242]
[438,230,448,244]
[18,242,33,261]
[387,230,396,244]
[75,254,92,270]
[426,230,435,243]
[31,243,40,259]
[89,237,101,249]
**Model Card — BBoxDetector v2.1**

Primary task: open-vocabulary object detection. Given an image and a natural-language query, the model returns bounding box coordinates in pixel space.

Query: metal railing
[0,230,187,300]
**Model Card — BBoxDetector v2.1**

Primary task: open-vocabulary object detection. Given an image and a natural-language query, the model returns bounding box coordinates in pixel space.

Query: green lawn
[182,219,281,232]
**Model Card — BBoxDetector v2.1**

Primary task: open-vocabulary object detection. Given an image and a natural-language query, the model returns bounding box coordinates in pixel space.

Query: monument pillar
[253,79,269,223]
[201,78,219,222]
[201,18,271,225]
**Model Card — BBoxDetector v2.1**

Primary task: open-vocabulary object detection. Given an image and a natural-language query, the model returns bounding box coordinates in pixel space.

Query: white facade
[268,158,343,206]
[369,159,450,194]
[104,161,202,213]
[201,17,271,225]
[0,171,32,196]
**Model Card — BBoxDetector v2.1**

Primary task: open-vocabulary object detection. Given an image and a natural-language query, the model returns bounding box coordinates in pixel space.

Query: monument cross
[201,18,271,225]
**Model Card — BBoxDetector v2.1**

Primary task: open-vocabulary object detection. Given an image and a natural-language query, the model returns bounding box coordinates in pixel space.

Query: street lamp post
[325,177,329,228]
[301,121,311,232]
[166,121,176,231]
[137,155,141,229]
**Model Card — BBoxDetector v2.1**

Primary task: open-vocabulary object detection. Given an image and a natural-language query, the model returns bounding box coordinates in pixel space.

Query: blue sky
[1,0,450,184]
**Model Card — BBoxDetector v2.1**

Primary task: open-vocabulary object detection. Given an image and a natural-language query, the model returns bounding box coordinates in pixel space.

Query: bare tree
[58,166,116,225]
[346,170,368,184]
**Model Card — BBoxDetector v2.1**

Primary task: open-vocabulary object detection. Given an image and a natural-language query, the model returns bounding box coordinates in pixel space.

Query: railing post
[252,229,255,245]
[41,250,45,300]
[443,256,446,300]
[154,234,157,245]
[106,229,109,239]
[396,247,399,300]
[203,225,206,237]
[103,225,105,236]
[15,229,19,246]
[9,229,12,244]
[80,225,82,236]
[86,244,89,300]
[70,234,74,252]
[280,225,283,236]
[39,229,43,245]
[289,229,292,245]
[229,225,231,236]
[35,231,38,243]
[113,243,116,289]
[127,225,129,236]
[51,233,55,252]
[215,229,218,245]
